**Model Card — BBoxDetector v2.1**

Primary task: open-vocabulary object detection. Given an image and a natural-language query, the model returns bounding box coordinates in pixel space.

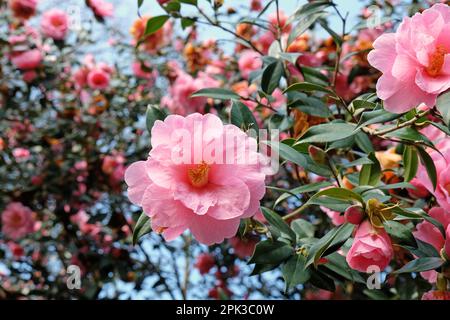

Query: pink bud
[344,205,365,225]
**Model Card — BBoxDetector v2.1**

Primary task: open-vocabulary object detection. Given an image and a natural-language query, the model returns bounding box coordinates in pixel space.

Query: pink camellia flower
[11,49,42,70]
[194,253,216,274]
[238,50,262,79]
[414,139,450,212]
[367,3,450,113]
[87,0,114,18]
[12,147,30,161]
[413,207,450,283]
[157,0,171,4]
[422,290,450,300]
[229,236,258,259]
[41,9,69,40]
[1,202,35,240]
[9,0,38,20]
[124,113,268,245]
[346,220,394,272]
[87,68,110,90]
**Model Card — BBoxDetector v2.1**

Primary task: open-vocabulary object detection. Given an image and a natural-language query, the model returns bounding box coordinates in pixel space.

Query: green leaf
[263,140,332,177]
[305,223,354,268]
[323,252,366,284]
[401,239,440,258]
[250,263,278,275]
[309,269,336,291]
[274,181,332,207]
[282,254,311,291]
[359,152,381,186]
[392,207,446,237]
[287,11,326,45]
[179,0,197,5]
[146,105,166,140]
[181,17,196,29]
[403,145,419,182]
[393,257,444,274]
[356,109,403,129]
[385,127,434,148]
[143,15,170,37]
[291,219,315,239]
[230,100,258,131]
[261,60,284,94]
[306,187,364,206]
[298,122,358,143]
[191,88,241,100]
[290,95,332,118]
[383,220,417,247]
[318,18,342,46]
[355,131,374,153]
[248,240,294,265]
[132,213,152,245]
[436,91,450,127]
[261,207,296,243]
[416,146,437,190]
[284,82,335,95]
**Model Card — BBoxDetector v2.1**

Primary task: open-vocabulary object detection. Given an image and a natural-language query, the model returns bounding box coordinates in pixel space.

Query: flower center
[10,213,23,227]
[187,162,210,188]
[426,45,447,77]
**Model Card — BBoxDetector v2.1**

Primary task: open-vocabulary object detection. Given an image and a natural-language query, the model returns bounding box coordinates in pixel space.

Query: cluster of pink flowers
[102,153,126,189]
[161,63,221,115]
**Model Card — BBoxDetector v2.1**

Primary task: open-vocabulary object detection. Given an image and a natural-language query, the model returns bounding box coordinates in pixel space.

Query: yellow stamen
[426,45,447,77]
[187,162,210,188]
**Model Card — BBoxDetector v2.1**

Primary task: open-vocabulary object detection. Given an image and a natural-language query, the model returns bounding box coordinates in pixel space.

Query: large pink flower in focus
[1,202,35,240]
[346,221,393,272]
[41,9,69,40]
[124,113,267,245]
[367,3,450,113]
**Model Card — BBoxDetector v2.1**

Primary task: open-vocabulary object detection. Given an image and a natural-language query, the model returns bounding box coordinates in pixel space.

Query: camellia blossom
[87,68,110,90]
[124,113,268,245]
[41,9,69,40]
[130,16,172,53]
[238,50,262,79]
[346,220,394,272]
[368,3,450,113]
[87,0,114,18]
[9,0,38,20]
[413,207,450,283]
[11,49,42,70]
[1,202,35,240]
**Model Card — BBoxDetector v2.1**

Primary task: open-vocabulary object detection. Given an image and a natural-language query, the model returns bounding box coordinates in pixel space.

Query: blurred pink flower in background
[9,0,37,20]
[124,113,268,245]
[41,9,69,40]
[413,207,450,283]
[229,236,258,259]
[195,253,216,274]
[368,3,450,113]
[87,0,114,18]
[87,68,110,90]
[12,147,30,161]
[1,202,35,240]
[238,50,262,79]
[11,49,42,70]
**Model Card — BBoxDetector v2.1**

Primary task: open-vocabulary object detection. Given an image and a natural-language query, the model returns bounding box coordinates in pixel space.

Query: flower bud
[344,205,365,225]
[308,145,327,165]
